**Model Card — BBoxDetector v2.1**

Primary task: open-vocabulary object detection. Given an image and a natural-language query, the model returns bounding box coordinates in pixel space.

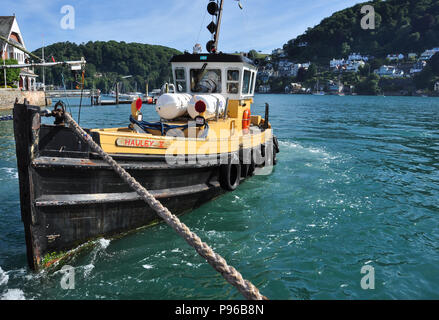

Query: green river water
[0,94,438,299]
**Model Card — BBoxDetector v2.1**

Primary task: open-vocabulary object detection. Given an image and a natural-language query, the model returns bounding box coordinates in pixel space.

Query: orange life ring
[242,109,251,130]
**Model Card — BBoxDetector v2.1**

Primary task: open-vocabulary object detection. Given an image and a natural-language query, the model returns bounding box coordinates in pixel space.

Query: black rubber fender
[273,135,280,154]
[273,135,279,165]
[241,162,255,178]
[219,162,241,191]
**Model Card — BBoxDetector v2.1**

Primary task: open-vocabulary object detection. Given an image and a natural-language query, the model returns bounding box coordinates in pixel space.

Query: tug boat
[13,0,279,270]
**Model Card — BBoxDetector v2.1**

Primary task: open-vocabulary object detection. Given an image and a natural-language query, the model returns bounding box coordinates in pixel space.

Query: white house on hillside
[419,48,439,61]
[0,15,37,90]
[410,61,427,75]
[387,53,405,61]
[345,60,365,72]
[348,53,368,62]
[330,58,345,69]
[374,65,404,78]
[272,48,286,57]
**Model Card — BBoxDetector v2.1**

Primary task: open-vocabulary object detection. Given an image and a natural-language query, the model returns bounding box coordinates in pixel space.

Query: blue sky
[3,0,364,53]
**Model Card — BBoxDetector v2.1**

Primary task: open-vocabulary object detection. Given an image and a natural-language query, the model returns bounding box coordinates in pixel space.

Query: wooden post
[263,103,270,129]
[13,102,43,270]
[2,43,6,89]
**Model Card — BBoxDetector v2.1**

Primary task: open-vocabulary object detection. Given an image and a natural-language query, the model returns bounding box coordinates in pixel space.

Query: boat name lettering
[116,138,169,149]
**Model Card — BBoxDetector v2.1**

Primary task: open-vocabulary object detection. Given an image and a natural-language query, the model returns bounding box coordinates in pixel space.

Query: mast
[213,0,224,52]
[206,0,242,54]
[42,35,45,91]
[206,0,224,53]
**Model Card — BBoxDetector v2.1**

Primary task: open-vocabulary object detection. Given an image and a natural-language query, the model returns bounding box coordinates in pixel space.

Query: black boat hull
[13,103,272,270]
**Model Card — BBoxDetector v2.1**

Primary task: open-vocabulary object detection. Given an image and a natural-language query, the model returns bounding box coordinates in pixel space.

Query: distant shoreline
[256,93,439,97]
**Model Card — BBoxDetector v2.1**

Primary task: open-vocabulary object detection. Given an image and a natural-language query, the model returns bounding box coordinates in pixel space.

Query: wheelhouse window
[227,70,240,94]
[250,72,255,94]
[190,69,222,93]
[242,70,251,94]
[174,68,187,93]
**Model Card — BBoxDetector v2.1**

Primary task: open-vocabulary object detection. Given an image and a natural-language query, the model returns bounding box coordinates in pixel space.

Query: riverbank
[0,89,50,110]
[259,92,439,97]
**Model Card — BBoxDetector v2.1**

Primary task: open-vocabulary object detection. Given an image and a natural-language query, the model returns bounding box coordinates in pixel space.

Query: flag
[51,56,55,63]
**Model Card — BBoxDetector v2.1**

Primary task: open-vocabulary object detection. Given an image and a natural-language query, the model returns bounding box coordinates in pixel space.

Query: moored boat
[12,0,279,271]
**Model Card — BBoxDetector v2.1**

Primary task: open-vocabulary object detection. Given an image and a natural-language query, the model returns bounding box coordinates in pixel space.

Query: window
[250,72,255,94]
[227,70,240,94]
[242,70,251,94]
[190,69,222,93]
[174,68,187,93]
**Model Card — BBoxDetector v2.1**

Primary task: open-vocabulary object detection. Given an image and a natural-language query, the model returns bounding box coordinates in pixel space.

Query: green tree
[429,53,439,75]
[356,74,380,95]
[284,0,439,62]
[0,59,20,86]
[341,42,351,57]
[32,41,181,93]
[247,50,258,61]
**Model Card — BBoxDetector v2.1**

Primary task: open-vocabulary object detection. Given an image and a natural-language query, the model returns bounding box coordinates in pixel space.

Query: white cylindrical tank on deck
[155,93,192,120]
[188,94,227,120]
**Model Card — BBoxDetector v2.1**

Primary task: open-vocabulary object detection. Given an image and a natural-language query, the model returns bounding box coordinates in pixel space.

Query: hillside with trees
[414,52,439,89]
[252,0,439,94]
[31,41,181,93]
[284,0,439,63]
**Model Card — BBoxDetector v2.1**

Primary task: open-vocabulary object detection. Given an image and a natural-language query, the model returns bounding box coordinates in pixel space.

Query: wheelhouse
[170,53,258,101]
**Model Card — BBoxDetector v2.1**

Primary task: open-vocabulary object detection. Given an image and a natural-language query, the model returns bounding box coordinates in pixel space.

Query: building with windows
[345,60,365,72]
[348,53,368,62]
[272,48,286,57]
[419,48,439,61]
[330,58,346,70]
[374,65,404,78]
[387,53,405,61]
[258,84,271,93]
[410,61,427,75]
[0,15,37,90]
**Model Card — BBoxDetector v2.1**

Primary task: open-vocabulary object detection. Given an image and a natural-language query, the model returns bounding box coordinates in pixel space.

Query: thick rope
[0,115,13,121]
[63,112,267,300]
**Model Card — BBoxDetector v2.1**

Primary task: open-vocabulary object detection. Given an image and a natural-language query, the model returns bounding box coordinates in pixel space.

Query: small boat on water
[312,79,325,95]
[108,92,140,101]
[12,0,279,270]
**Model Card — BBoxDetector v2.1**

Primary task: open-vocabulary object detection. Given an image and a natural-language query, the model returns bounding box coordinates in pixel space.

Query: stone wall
[0,89,50,110]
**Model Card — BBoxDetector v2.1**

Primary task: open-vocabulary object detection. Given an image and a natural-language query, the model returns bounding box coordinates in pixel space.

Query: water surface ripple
[0,95,438,299]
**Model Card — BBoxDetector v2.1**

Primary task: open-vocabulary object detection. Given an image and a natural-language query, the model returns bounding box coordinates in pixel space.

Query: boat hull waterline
[13,103,276,270]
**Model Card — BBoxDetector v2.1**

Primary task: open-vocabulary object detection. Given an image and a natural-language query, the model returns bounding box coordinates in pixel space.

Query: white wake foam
[0,267,9,286]
[0,168,18,180]
[99,238,110,249]
[1,289,25,300]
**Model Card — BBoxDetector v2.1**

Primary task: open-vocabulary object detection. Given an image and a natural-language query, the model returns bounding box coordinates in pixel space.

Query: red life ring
[242,109,251,130]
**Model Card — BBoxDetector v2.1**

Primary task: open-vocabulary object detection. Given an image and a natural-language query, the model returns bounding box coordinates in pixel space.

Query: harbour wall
[0,89,50,110]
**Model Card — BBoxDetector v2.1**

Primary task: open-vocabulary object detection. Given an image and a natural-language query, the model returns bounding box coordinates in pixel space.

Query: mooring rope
[63,112,267,300]
[0,115,13,121]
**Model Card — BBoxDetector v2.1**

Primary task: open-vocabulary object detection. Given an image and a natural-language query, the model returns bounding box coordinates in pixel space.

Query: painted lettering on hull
[116,137,170,149]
